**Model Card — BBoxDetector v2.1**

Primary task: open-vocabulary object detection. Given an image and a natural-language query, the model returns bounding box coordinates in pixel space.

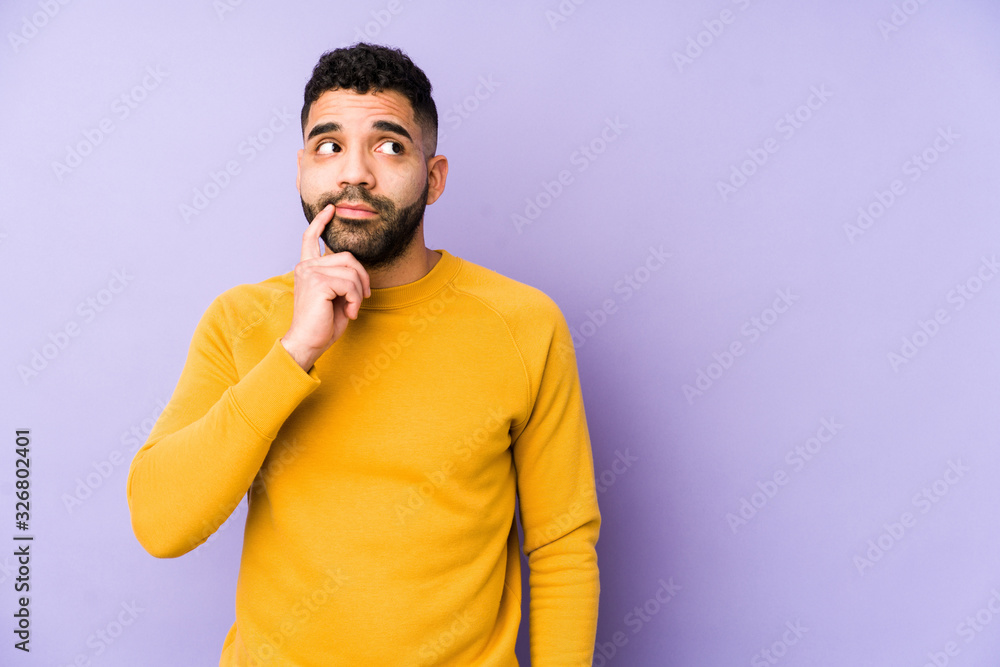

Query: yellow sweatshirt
[126,249,600,666]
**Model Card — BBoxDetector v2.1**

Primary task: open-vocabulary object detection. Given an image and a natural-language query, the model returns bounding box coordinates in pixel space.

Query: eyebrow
[371,120,412,143]
[306,119,413,143]
[306,121,340,141]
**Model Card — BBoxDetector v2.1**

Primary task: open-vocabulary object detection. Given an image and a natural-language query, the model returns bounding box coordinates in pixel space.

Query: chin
[334,214,378,227]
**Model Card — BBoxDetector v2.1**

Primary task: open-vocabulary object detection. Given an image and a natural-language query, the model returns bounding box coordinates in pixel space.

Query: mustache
[317,187,395,217]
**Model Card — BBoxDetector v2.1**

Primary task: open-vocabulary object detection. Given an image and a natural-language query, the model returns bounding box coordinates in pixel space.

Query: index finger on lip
[301,204,335,261]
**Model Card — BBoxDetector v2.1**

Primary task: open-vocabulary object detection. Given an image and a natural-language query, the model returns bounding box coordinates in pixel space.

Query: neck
[366,228,441,289]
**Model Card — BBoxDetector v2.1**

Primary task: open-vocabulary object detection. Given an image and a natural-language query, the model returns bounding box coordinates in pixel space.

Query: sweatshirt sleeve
[126,292,320,559]
[511,300,601,667]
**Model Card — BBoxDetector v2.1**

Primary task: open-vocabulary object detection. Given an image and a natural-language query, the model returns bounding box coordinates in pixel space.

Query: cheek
[298,165,326,198]
[386,167,427,203]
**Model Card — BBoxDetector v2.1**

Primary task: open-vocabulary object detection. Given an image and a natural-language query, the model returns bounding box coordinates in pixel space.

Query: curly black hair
[301,43,438,154]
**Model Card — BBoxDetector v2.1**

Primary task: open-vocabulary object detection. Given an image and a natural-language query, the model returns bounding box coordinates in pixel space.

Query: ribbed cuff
[229,338,321,439]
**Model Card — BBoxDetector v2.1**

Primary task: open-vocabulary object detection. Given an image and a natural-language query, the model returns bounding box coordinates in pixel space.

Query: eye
[316,140,339,155]
[375,140,404,156]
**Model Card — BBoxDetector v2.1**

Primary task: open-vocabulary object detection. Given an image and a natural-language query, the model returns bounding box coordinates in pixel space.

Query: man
[126,43,600,666]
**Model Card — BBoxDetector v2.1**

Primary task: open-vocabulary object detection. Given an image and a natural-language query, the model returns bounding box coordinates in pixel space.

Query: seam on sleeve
[234,288,292,341]
[450,286,534,430]
[225,385,273,441]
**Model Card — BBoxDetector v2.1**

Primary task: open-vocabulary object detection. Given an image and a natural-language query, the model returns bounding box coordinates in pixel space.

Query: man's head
[297,43,447,270]
[301,43,438,157]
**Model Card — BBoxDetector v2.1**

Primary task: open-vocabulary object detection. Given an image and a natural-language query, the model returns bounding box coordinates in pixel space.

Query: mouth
[335,202,377,218]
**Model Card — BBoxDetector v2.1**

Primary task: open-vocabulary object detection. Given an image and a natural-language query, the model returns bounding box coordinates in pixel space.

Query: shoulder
[450,254,570,344]
[202,271,295,335]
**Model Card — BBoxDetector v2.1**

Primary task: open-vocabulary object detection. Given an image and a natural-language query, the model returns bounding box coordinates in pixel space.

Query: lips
[336,202,376,215]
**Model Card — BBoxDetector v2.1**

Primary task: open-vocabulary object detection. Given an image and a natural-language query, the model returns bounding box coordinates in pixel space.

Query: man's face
[297,88,436,270]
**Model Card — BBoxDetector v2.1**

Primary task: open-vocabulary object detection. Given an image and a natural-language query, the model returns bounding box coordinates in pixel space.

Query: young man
[127,43,601,666]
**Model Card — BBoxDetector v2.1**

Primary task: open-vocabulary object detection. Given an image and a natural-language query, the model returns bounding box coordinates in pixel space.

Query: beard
[300,179,430,271]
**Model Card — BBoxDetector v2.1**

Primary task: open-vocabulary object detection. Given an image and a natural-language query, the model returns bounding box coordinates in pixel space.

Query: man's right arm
[125,294,321,559]
[127,204,370,558]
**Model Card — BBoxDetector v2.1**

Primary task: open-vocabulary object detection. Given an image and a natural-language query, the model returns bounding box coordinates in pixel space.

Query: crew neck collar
[360,249,461,310]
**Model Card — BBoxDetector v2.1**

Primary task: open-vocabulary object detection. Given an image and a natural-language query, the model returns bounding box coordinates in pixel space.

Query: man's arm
[512,302,601,667]
[125,295,321,558]
[127,205,370,558]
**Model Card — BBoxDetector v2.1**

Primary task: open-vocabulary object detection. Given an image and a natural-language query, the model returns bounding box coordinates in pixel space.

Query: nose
[338,143,376,190]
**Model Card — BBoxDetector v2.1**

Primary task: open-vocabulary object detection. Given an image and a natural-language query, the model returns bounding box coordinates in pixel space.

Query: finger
[333,298,351,332]
[305,270,366,318]
[300,265,365,303]
[300,204,335,262]
[308,251,371,298]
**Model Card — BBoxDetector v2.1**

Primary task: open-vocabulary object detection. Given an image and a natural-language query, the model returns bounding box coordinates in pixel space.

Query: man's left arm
[511,299,601,667]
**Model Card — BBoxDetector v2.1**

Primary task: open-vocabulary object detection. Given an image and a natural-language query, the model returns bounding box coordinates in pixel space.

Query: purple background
[3,1,1000,665]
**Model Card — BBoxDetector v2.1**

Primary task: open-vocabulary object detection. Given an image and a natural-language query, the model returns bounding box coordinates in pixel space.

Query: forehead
[304,88,417,135]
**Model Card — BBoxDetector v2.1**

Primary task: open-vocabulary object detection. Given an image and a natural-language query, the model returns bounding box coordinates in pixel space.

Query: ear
[425,154,449,206]
[295,147,303,192]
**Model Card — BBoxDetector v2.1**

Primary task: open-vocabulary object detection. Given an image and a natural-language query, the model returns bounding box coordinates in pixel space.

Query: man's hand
[280,204,371,371]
